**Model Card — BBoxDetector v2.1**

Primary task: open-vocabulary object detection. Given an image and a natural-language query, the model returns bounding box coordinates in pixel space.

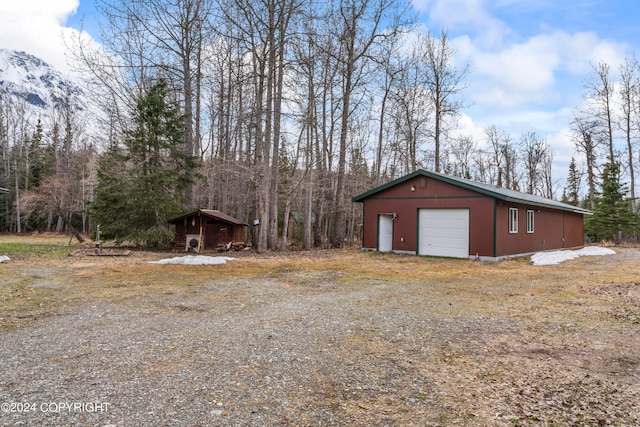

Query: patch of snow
[149,255,237,265]
[530,247,616,266]
[574,246,616,257]
[0,255,10,263]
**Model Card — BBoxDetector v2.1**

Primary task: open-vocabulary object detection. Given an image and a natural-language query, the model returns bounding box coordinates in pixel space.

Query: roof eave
[352,169,593,215]
[168,209,249,226]
[492,195,591,214]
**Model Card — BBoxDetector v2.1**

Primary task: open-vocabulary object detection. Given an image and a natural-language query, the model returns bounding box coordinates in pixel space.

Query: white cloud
[451,113,487,146]
[0,0,90,75]
[554,31,627,74]
[463,30,627,112]
[417,1,628,114]
[428,0,487,26]
[417,0,513,48]
[546,126,576,164]
[1,0,78,23]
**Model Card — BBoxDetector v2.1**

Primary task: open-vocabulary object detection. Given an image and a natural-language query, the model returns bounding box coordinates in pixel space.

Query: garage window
[509,208,518,234]
[527,210,534,233]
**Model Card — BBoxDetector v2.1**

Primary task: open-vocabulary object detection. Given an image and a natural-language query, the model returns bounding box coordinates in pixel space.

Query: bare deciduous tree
[571,114,602,207]
[390,50,431,175]
[419,29,470,173]
[449,135,476,179]
[618,56,638,213]
[329,0,409,247]
[584,61,616,161]
[520,131,548,195]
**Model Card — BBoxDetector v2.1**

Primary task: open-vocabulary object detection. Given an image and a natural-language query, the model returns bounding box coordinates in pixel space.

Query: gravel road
[1,248,639,426]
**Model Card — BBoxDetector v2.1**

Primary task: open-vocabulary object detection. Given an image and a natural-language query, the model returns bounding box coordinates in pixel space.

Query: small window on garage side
[527,210,534,233]
[509,208,518,234]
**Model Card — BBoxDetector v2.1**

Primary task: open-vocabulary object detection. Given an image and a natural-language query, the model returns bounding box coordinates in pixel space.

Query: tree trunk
[280,198,291,251]
[266,0,279,250]
[14,158,20,233]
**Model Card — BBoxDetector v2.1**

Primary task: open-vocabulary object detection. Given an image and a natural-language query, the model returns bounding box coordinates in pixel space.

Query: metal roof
[352,169,593,215]
[168,209,249,226]
[0,187,8,194]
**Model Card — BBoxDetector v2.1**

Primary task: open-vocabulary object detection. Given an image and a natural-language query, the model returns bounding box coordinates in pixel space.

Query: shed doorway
[418,208,469,258]
[377,214,394,252]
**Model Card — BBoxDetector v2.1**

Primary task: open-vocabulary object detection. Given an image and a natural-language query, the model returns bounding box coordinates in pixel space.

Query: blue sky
[415,0,637,183]
[67,0,99,37]
[1,0,639,191]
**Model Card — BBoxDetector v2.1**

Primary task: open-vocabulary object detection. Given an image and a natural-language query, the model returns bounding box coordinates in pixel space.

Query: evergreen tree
[91,143,130,239]
[91,80,198,247]
[28,119,45,190]
[562,157,581,206]
[585,159,637,242]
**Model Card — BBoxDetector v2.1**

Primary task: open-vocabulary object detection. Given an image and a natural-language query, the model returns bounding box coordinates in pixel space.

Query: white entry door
[418,209,469,258]
[378,214,393,252]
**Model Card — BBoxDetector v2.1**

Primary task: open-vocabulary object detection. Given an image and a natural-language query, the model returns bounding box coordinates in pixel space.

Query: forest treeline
[0,0,638,249]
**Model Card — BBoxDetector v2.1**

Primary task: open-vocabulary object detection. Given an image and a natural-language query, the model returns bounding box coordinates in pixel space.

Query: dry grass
[1,233,639,425]
[1,233,637,342]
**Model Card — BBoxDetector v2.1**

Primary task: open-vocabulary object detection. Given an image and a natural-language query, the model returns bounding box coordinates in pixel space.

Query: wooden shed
[169,209,248,252]
[352,169,592,260]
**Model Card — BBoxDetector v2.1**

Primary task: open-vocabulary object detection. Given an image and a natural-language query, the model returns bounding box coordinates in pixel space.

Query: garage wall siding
[496,203,559,256]
[493,202,586,257]
[361,176,494,256]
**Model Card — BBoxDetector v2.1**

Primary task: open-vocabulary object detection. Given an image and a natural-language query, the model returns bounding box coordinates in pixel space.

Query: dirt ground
[0,235,639,426]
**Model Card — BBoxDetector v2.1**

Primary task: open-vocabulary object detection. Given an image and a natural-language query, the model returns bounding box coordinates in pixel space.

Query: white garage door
[418,209,469,258]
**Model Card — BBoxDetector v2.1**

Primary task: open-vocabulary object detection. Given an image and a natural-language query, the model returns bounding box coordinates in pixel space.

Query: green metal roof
[352,169,593,215]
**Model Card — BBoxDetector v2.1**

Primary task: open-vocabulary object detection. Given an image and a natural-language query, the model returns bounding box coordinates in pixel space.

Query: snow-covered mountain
[0,48,102,141]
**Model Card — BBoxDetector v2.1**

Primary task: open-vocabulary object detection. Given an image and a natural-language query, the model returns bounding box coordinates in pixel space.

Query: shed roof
[0,187,8,194]
[168,209,248,226]
[352,169,593,215]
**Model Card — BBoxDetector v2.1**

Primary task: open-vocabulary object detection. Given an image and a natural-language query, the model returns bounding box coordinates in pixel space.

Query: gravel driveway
[1,248,639,426]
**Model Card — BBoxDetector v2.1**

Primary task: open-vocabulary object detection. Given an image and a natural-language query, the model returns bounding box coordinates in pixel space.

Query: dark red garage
[352,169,592,260]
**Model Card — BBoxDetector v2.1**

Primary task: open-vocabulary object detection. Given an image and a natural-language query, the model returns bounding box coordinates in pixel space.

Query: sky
[416,0,637,175]
[1,0,639,191]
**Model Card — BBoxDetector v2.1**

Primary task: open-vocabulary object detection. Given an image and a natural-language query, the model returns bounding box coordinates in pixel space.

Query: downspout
[361,203,365,248]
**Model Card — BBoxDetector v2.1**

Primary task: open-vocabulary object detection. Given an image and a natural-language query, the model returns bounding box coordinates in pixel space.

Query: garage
[353,169,591,259]
[418,208,469,258]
